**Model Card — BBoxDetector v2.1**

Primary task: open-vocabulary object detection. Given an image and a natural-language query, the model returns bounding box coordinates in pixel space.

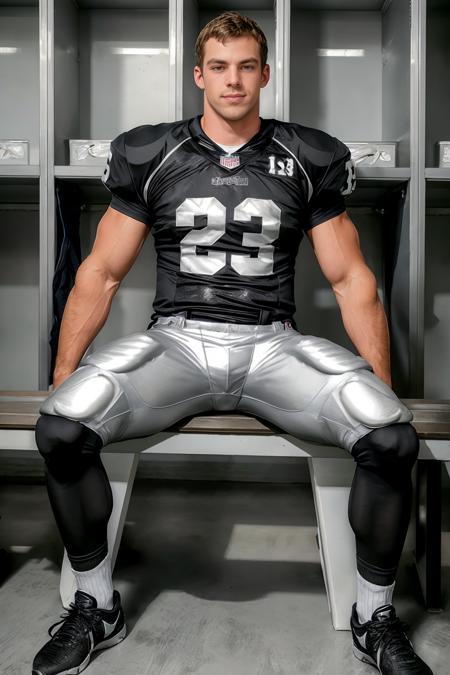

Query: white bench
[1,392,449,630]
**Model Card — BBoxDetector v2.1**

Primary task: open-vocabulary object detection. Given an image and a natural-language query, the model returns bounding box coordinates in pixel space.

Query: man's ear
[261,63,270,89]
[194,65,205,90]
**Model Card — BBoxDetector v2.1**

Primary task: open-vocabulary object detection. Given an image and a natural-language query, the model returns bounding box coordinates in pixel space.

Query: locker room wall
[0,0,448,405]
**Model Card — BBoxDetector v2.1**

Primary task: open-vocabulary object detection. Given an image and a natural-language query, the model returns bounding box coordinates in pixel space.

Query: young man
[33,12,432,675]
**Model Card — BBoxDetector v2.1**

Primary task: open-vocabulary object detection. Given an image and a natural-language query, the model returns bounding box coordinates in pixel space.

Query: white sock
[356,572,395,624]
[72,555,114,610]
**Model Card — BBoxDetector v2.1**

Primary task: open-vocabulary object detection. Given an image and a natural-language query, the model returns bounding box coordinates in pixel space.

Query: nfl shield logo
[220,154,240,169]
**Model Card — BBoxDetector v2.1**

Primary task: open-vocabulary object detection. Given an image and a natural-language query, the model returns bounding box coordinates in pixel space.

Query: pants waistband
[152,314,294,334]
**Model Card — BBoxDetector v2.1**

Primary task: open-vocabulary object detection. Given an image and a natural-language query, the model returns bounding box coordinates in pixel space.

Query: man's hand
[306,211,392,388]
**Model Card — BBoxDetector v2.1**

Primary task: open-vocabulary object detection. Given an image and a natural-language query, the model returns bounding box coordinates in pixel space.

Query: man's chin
[216,105,255,123]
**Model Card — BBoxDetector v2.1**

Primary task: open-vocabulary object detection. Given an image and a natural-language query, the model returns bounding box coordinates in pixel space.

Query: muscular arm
[53,207,150,387]
[306,211,392,387]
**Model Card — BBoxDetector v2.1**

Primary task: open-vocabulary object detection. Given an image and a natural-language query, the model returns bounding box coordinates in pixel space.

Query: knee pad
[297,336,412,430]
[39,366,131,448]
[39,333,162,435]
[36,414,102,466]
[338,370,412,428]
[40,366,121,423]
[351,422,419,474]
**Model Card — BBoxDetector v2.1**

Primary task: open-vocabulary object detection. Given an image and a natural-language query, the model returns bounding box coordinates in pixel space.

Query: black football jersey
[102,115,355,324]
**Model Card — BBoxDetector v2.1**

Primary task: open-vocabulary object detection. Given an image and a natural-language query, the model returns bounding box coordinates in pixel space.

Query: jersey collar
[188,115,274,158]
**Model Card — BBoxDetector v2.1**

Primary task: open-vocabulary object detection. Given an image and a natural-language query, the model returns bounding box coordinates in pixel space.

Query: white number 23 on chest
[176,197,281,277]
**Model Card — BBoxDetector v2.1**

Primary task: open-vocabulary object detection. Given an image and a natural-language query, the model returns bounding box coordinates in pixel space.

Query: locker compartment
[426,0,450,168]
[181,0,277,120]
[290,0,411,168]
[0,178,39,389]
[0,2,39,167]
[424,180,450,398]
[54,0,171,166]
[54,179,156,351]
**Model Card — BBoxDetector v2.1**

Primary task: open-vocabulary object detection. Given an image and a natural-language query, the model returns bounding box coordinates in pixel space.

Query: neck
[201,101,261,146]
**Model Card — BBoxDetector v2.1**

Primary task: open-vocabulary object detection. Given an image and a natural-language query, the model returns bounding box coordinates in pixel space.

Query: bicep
[85,206,150,283]
[305,211,370,289]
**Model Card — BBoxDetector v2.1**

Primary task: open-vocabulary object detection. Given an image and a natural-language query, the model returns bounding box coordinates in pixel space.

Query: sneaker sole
[32,623,127,675]
[352,644,378,670]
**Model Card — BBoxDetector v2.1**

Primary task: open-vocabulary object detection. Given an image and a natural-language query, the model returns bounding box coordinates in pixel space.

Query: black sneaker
[351,603,433,674]
[32,590,126,675]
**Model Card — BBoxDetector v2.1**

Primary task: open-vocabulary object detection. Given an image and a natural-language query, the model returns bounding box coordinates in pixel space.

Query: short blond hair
[195,11,268,69]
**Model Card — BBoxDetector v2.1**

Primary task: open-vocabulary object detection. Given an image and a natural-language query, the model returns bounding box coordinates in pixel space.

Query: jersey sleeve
[102,132,152,227]
[305,137,355,231]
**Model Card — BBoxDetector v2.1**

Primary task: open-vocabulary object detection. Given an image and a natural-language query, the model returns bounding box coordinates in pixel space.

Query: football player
[32,12,432,675]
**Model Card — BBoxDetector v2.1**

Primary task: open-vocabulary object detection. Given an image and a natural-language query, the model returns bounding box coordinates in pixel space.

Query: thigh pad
[81,332,164,373]
[294,335,370,375]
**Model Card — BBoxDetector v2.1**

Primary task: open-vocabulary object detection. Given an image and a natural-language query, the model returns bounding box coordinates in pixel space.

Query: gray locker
[0,4,40,388]
[0,0,448,401]
[424,1,450,398]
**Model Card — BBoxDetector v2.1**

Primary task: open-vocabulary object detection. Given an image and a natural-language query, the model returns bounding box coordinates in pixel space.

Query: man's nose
[226,66,242,87]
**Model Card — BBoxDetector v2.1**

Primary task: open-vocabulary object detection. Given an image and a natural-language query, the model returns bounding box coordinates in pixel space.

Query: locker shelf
[55,166,104,179]
[425,169,450,182]
[292,1,386,8]
[0,1,38,5]
[197,0,274,7]
[76,1,168,7]
[356,167,410,181]
[0,165,39,178]
[54,165,412,184]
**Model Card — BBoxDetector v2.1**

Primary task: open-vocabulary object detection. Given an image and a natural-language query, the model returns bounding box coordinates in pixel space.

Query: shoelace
[48,603,98,646]
[368,617,417,664]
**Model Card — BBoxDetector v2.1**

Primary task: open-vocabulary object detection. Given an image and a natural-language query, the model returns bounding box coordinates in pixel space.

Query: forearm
[333,270,392,387]
[53,259,119,381]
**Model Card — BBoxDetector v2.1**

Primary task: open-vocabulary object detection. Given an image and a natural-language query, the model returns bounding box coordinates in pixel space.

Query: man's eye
[211,66,224,71]
[242,65,255,71]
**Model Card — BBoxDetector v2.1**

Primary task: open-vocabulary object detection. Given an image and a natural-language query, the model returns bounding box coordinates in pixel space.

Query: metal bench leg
[60,452,139,608]
[414,460,442,611]
[308,458,356,630]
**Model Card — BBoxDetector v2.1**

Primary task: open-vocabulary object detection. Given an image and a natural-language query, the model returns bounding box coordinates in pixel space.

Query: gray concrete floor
[0,478,449,675]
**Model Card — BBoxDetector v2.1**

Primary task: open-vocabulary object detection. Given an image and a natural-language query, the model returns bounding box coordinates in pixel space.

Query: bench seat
[1,391,450,438]
[1,391,449,630]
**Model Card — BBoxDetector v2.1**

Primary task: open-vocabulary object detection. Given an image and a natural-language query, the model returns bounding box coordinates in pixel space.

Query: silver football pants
[40,315,412,452]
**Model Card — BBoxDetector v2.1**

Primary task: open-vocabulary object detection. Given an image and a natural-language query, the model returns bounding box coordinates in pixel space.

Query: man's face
[194,35,270,122]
